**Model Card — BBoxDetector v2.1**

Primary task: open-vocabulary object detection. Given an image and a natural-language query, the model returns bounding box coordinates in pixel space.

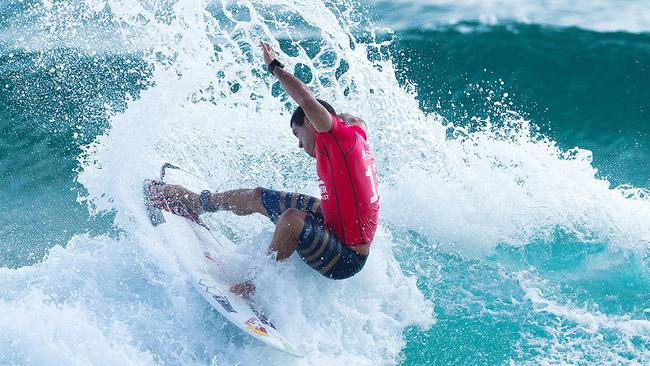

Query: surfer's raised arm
[260,41,333,133]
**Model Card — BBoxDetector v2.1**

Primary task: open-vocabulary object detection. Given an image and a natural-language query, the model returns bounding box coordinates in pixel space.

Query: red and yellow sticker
[244,317,269,337]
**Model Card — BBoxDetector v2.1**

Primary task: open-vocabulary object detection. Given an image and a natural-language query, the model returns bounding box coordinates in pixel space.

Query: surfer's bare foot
[163,184,201,213]
[230,280,255,300]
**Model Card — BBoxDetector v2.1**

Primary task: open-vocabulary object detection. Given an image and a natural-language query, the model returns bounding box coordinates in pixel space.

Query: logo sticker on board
[252,308,276,330]
[213,295,236,313]
[244,317,269,337]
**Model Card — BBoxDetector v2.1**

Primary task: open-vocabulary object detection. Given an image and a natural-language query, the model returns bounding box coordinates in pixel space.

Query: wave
[516,271,650,337]
[389,22,650,189]
[3,1,434,364]
[0,47,151,267]
[1,0,648,364]
[514,270,650,365]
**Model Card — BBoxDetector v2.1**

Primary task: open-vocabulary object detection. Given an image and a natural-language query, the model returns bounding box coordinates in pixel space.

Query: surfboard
[142,166,302,357]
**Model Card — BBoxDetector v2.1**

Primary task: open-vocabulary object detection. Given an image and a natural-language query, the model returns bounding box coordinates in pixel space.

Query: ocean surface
[1,0,649,364]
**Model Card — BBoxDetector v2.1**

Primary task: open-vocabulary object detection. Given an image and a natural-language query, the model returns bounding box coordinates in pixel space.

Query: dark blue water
[0,48,151,267]
[390,22,650,188]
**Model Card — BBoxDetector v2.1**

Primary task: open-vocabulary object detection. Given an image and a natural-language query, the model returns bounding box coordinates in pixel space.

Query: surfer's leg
[259,189,322,223]
[163,186,321,221]
[230,207,305,299]
[162,185,266,215]
[205,188,320,219]
[295,216,367,279]
[268,208,306,260]
[159,184,202,212]
[206,188,266,216]
[230,198,314,299]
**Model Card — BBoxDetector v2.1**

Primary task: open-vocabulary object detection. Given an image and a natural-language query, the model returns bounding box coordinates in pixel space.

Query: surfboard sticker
[143,177,302,357]
[253,308,277,330]
[212,295,237,313]
[198,279,237,313]
[244,317,270,337]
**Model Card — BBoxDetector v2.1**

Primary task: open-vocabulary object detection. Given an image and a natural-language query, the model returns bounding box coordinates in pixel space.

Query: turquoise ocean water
[1,0,649,364]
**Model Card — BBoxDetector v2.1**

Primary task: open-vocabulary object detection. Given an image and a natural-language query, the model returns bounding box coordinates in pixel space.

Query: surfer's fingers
[259,42,270,58]
[263,42,275,55]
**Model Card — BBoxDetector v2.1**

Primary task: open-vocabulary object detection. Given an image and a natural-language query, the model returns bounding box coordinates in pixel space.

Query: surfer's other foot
[230,280,255,300]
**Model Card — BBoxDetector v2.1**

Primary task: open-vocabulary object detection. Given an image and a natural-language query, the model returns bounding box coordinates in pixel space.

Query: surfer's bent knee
[277,208,306,228]
[296,216,367,280]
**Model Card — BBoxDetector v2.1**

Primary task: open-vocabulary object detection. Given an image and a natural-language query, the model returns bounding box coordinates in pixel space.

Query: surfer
[155,42,379,298]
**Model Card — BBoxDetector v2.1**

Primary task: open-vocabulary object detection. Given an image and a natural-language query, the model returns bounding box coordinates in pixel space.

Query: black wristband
[267,59,284,75]
[199,190,215,212]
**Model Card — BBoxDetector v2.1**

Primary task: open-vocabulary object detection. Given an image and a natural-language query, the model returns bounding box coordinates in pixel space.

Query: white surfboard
[143,168,302,357]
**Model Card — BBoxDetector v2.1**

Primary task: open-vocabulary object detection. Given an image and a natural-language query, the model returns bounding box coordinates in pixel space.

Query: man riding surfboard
[149,42,380,298]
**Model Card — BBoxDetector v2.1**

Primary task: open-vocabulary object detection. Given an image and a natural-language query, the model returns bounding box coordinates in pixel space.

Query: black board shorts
[260,188,367,280]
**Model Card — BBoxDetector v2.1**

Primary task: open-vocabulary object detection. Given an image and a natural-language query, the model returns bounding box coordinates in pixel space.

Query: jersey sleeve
[318,114,357,153]
[350,125,367,141]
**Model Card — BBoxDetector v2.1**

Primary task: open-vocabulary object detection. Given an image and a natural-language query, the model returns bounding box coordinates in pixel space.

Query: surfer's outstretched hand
[260,41,276,67]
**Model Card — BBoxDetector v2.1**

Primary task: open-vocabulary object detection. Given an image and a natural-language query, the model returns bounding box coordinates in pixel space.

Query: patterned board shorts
[260,189,367,280]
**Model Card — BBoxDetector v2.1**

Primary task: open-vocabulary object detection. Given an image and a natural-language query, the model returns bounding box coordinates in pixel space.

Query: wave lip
[368,0,650,33]
[518,271,650,337]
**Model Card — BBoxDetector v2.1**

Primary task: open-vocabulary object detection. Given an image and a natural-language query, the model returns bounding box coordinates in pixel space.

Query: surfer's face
[291,119,316,157]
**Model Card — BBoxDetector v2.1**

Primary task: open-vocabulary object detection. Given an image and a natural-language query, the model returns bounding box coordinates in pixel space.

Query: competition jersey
[314,114,380,246]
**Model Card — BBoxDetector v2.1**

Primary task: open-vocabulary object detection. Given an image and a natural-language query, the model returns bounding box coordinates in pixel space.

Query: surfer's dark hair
[290,99,336,127]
